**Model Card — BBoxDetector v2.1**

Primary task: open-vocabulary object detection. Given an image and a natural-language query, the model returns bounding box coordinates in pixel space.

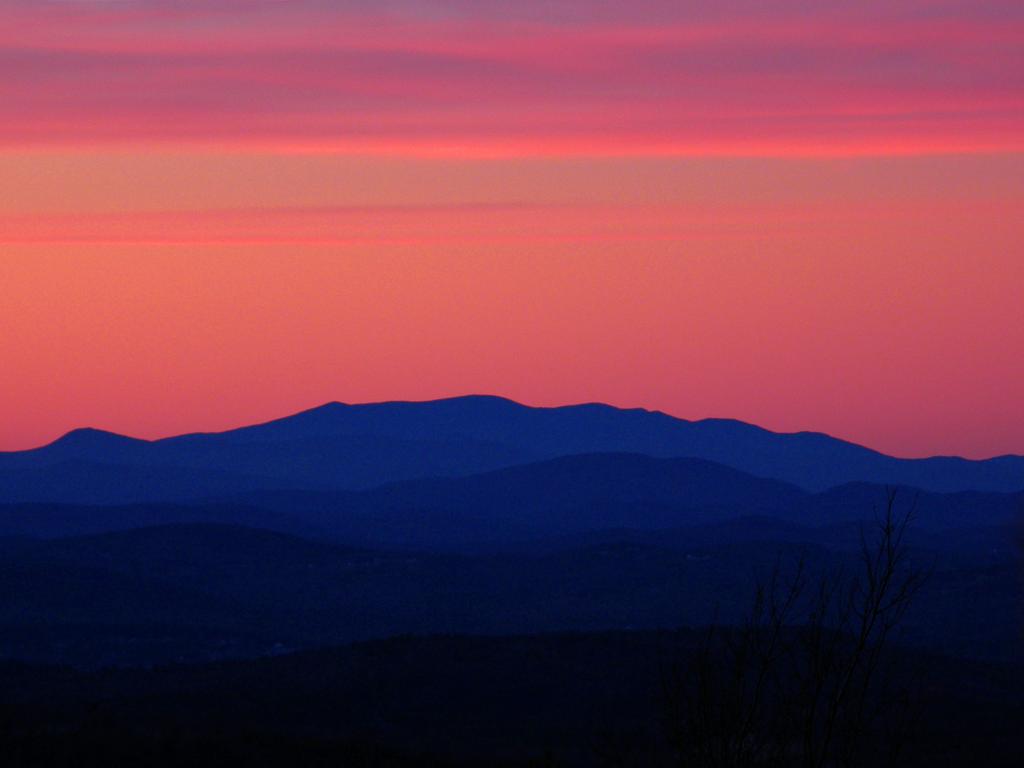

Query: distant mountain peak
[372,394,525,409]
[275,395,526,418]
[49,427,146,448]
[302,401,351,414]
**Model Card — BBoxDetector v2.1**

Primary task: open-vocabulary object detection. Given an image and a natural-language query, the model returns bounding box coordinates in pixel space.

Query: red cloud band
[1,2,1020,154]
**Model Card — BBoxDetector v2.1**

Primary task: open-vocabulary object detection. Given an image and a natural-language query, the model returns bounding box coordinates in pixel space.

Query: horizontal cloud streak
[2,197,1017,252]
[0,202,823,244]
[1,1,1021,154]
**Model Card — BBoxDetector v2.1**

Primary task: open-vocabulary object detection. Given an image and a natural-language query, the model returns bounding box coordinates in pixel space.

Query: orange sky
[1,2,1022,458]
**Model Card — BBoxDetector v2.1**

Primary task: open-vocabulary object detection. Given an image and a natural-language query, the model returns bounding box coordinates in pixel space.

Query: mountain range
[1,451,1021,548]
[2,396,1022,506]
[1,396,1020,670]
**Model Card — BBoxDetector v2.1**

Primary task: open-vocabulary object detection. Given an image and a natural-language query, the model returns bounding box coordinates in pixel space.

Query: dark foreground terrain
[1,631,1021,767]
[0,516,1017,667]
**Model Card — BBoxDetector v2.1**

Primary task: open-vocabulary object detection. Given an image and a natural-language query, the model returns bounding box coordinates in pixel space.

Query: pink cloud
[0,1,1020,154]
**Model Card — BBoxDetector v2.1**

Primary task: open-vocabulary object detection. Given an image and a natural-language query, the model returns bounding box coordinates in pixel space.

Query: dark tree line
[662,491,927,768]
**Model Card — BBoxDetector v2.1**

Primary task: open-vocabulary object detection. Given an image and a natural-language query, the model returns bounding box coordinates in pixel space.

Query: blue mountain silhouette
[1,396,1021,503]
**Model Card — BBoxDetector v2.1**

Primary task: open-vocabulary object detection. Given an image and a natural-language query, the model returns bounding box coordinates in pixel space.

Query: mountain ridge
[2,395,1022,495]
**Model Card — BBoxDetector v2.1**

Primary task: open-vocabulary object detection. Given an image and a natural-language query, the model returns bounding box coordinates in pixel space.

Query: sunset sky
[1,0,1022,458]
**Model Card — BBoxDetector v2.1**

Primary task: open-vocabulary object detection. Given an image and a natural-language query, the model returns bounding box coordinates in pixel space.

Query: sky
[1,0,1022,458]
